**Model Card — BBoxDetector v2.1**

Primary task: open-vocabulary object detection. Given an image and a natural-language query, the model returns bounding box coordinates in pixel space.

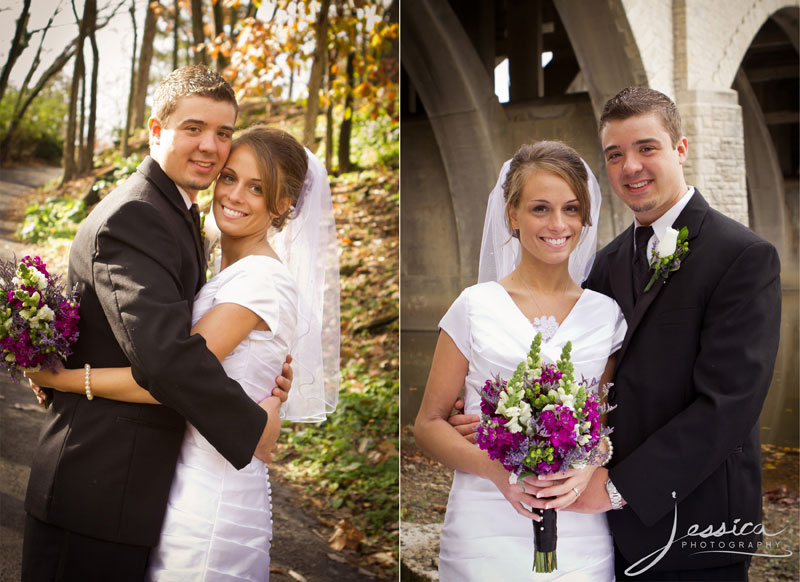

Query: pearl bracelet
[601,435,613,466]
[84,363,94,401]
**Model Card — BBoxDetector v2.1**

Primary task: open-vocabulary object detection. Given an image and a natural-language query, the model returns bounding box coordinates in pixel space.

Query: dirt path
[0,165,62,261]
[0,166,377,581]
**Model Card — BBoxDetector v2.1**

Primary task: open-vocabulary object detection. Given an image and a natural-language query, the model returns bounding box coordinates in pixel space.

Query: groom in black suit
[572,87,781,581]
[22,66,291,581]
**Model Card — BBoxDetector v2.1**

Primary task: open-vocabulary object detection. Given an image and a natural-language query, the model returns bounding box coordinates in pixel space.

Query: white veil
[477,158,602,285]
[268,149,340,422]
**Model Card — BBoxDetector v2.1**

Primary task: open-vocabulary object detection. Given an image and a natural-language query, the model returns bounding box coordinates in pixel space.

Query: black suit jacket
[25,157,268,547]
[585,191,781,572]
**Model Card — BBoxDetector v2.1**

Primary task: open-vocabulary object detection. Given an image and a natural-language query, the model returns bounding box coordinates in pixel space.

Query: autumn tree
[122,0,137,157]
[132,0,159,129]
[190,0,207,65]
[303,0,330,147]
[198,0,396,172]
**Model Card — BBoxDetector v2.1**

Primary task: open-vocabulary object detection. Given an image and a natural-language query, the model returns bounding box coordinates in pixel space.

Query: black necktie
[189,203,202,236]
[632,225,654,301]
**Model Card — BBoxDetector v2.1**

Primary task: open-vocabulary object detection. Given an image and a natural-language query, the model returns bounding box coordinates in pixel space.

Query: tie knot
[635,226,653,256]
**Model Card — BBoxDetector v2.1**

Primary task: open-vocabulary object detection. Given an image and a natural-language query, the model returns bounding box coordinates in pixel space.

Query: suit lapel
[607,225,636,318]
[615,191,710,367]
[138,157,207,290]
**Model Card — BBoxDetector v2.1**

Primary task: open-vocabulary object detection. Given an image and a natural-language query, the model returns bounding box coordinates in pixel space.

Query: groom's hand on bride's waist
[447,397,480,443]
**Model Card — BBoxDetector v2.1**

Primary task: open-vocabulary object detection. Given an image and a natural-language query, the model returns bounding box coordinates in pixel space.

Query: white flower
[654,227,679,258]
[33,305,55,323]
[560,394,575,409]
[506,417,523,433]
[33,270,47,290]
[578,434,591,446]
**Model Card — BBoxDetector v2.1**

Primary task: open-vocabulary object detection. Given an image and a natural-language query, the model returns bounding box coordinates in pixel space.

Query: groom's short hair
[151,65,238,127]
[599,87,682,147]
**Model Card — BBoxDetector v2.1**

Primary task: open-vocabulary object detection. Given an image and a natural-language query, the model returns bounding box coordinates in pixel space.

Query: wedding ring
[572,487,580,498]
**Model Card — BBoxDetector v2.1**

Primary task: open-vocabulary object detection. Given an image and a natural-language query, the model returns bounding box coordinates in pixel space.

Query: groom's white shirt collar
[175,185,193,210]
[634,187,695,263]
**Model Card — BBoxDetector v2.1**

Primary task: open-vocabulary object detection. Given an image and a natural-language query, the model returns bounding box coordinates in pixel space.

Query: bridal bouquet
[476,333,613,573]
[0,256,80,383]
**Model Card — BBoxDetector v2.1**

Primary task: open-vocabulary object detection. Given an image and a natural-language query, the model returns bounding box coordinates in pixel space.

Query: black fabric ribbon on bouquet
[533,508,557,553]
[532,505,558,572]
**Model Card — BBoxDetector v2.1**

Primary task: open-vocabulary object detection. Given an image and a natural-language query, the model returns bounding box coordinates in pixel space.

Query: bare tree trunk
[77,62,86,168]
[324,49,334,170]
[0,0,32,104]
[63,0,88,183]
[228,0,238,34]
[337,51,355,173]
[122,0,137,157]
[212,0,227,70]
[302,0,330,147]
[172,0,179,69]
[190,0,207,65]
[133,0,158,129]
[81,0,99,174]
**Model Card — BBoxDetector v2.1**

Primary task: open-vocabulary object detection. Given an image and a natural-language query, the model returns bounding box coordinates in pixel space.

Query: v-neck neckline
[488,280,588,339]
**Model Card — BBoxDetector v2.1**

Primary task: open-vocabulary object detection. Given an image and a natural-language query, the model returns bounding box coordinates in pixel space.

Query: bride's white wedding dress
[438,281,626,582]
[147,255,297,581]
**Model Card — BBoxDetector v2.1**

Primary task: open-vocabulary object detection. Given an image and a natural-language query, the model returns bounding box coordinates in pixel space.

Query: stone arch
[712,1,799,89]
[733,6,799,287]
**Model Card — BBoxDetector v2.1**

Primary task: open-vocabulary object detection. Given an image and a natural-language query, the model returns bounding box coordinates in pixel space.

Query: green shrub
[16,198,87,243]
[0,86,67,164]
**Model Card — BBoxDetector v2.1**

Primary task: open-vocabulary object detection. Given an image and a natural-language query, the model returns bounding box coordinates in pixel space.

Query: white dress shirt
[634,187,695,265]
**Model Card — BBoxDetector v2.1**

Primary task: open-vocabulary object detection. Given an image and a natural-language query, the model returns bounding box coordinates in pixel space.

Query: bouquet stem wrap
[533,507,558,572]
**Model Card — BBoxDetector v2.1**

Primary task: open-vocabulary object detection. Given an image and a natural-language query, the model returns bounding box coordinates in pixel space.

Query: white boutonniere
[644,226,690,292]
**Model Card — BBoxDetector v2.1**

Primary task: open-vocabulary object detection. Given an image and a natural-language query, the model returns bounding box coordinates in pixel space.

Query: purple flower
[0,256,80,381]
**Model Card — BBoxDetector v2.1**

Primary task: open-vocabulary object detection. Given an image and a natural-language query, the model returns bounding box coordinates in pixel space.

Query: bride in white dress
[28,126,340,581]
[414,141,626,581]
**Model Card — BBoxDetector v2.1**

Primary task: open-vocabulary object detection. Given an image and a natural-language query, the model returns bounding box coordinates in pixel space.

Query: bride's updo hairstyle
[502,141,592,236]
[231,125,308,231]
